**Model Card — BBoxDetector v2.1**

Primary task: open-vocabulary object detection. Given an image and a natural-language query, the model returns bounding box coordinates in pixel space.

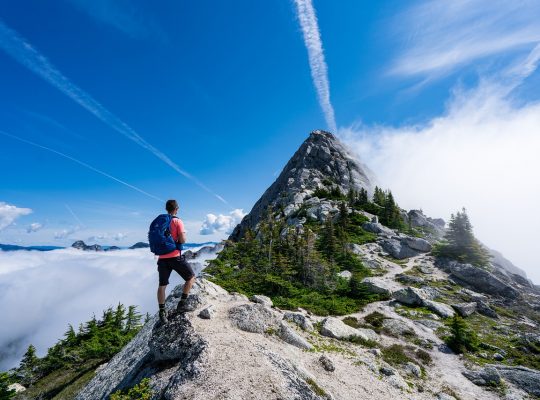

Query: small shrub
[364,311,386,328]
[305,377,326,396]
[110,378,152,400]
[342,316,360,328]
[381,344,414,366]
[346,335,378,348]
[415,349,432,365]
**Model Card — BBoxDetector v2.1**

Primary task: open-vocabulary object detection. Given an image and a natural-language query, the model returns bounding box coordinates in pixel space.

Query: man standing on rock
[156,199,196,323]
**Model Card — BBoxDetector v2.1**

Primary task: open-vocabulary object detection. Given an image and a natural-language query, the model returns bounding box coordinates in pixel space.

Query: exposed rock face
[423,300,455,318]
[379,238,424,259]
[405,209,446,242]
[392,287,429,306]
[436,258,519,299]
[451,302,477,317]
[361,277,393,297]
[71,240,103,251]
[462,367,502,386]
[283,312,314,331]
[492,365,540,396]
[229,130,376,240]
[320,317,379,342]
[250,294,273,308]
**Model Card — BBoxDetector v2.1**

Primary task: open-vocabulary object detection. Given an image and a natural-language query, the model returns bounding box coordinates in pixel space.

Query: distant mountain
[0,243,63,252]
[128,242,217,250]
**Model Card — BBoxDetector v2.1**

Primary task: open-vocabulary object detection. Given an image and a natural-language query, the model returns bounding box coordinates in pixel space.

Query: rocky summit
[230,130,377,240]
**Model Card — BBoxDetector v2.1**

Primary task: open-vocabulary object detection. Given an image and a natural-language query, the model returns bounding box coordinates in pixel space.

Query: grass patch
[305,377,326,396]
[346,335,379,348]
[342,316,360,328]
[381,344,414,366]
[364,311,387,328]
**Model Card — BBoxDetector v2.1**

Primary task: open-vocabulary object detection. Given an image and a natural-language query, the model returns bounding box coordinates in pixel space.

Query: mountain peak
[230,130,377,240]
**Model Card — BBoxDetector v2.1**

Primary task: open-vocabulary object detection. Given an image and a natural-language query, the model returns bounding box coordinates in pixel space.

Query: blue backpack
[148,214,182,255]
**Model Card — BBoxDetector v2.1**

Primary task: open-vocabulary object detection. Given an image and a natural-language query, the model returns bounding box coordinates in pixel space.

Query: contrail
[65,204,85,227]
[0,130,164,202]
[0,19,228,205]
[293,0,337,133]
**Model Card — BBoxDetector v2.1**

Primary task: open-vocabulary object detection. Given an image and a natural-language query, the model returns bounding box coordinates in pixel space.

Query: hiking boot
[159,309,168,324]
[176,297,196,313]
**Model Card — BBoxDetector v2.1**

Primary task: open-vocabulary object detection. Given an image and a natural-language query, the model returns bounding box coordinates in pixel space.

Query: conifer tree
[435,207,492,268]
[446,314,479,353]
[125,306,142,334]
[0,372,15,399]
[64,324,77,346]
[20,345,38,371]
[372,186,386,205]
[114,303,126,330]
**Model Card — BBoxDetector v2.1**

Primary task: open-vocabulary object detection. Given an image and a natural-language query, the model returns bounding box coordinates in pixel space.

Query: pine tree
[64,324,77,347]
[372,186,386,206]
[114,303,126,330]
[435,207,492,268]
[0,372,16,399]
[446,314,479,353]
[20,344,38,371]
[125,306,142,334]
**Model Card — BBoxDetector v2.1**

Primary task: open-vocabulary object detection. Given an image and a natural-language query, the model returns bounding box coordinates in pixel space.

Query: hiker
[151,199,196,323]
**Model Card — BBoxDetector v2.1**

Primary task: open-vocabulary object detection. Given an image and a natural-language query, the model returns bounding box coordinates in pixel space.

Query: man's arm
[175,218,187,244]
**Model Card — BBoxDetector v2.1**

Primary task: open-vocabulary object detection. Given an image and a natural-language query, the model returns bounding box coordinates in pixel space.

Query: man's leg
[157,285,167,304]
[182,275,195,296]
[174,256,196,312]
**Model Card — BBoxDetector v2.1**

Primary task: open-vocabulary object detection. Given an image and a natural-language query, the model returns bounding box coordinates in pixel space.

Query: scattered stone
[451,302,477,317]
[404,362,422,378]
[380,366,395,376]
[7,383,25,393]
[418,265,433,274]
[229,303,280,334]
[319,355,335,372]
[475,300,499,319]
[493,353,505,361]
[278,322,313,350]
[283,312,314,331]
[462,367,501,386]
[436,393,457,400]
[198,305,215,319]
[338,270,352,280]
[250,294,273,307]
[423,300,455,318]
[385,373,409,391]
[368,348,382,357]
[229,292,249,302]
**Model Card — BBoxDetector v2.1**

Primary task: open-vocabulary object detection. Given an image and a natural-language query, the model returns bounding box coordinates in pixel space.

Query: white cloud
[293,0,337,133]
[0,247,219,370]
[390,0,540,78]
[339,76,540,283]
[87,232,127,242]
[26,223,43,233]
[0,202,32,231]
[200,209,245,235]
[54,226,80,240]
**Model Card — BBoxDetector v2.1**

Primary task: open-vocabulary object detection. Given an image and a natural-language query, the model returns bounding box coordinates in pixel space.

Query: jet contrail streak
[65,204,85,227]
[293,0,337,133]
[0,130,164,203]
[0,19,228,205]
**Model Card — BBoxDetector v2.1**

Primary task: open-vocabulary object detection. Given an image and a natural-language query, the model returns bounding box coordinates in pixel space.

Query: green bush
[364,311,386,328]
[342,316,360,328]
[381,344,414,366]
[0,372,16,399]
[110,378,152,400]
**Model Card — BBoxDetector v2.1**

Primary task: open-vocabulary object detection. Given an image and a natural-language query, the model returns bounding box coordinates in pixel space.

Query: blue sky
[1,1,540,281]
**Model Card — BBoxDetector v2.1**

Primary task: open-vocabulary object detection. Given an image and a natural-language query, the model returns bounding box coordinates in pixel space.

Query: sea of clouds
[0,246,208,370]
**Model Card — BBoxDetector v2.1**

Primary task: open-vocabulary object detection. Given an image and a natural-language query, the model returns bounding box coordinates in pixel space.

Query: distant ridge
[0,243,63,252]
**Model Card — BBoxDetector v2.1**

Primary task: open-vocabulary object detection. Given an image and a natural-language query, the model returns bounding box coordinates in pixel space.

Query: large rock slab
[381,318,415,337]
[149,313,207,361]
[379,238,421,259]
[278,322,313,350]
[436,259,519,299]
[392,287,429,306]
[361,277,393,297]
[423,300,455,318]
[362,222,394,236]
[250,294,273,308]
[320,317,379,342]
[402,237,432,252]
[462,367,501,386]
[229,303,281,334]
[451,302,477,317]
[493,365,540,396]
[283,312,314,331]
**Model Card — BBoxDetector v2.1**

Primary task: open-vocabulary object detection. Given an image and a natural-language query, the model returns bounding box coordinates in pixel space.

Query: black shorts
[157,255,195,286]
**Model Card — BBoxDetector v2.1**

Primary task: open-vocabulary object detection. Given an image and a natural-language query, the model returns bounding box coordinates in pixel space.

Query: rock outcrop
[229,130,376,240]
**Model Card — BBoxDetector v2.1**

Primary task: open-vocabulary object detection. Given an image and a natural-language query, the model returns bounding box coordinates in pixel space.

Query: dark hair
[165,199,179,213]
